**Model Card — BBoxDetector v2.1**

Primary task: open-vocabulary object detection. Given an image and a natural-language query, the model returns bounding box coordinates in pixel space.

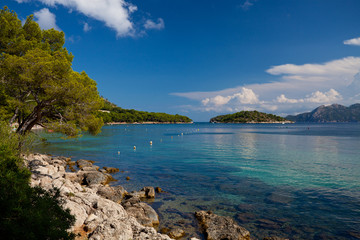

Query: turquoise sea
[35,123,360,239]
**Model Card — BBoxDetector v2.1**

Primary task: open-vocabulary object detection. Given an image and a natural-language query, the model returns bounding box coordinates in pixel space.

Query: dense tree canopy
[0,7,103,136]
[98,99,193,123]
[210,110,289,123]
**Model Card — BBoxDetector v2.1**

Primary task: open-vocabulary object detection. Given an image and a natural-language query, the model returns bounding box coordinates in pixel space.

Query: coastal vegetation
[0,7,103,137]
[97,99,192,123]
[0,122,75,239]
[286,103,360,122]
[0,7,94,239]
[210,110,290,123]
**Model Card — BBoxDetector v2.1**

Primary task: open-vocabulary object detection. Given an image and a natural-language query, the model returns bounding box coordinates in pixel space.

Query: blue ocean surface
[34,123,360,239]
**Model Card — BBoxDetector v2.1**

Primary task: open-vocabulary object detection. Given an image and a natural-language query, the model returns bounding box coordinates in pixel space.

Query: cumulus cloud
[344,37,360,46]
[200,88,260,112]
[34,8,61,30]
[144,18,165,30]
[276,89,342,104]
[172,57,360,115]
[16,0,163,37]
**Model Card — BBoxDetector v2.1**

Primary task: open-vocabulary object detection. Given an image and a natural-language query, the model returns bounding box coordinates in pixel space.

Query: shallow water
[34,123,360,239]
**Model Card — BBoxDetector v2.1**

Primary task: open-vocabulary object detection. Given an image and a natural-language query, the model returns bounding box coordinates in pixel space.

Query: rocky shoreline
[23,153,287,240]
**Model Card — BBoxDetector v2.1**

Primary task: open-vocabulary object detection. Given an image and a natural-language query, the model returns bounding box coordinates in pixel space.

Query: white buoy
[181,133,183,135]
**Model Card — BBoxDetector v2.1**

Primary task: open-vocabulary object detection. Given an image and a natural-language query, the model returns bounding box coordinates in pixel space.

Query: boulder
[81,166,100,172]
[88,217,133,240]
[141,186,156,198]
[96,185,127,203]
[195,210,250,240]
[129,217,172,240]
[82,172,107,186]
[76,159,95,169]
[122,197,160,227]
[128,191,147,199]
[25,154,174,240]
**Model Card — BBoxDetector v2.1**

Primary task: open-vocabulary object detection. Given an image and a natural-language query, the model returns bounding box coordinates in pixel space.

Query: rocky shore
[23,153,287,240]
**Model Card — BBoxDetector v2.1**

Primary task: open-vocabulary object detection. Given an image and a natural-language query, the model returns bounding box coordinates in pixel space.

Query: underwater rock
[168,228,186,239]
[103,166,120,174]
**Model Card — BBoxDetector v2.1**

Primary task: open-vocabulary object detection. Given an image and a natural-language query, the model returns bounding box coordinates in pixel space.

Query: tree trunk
[17,105,43,135]
[9,107,19,125]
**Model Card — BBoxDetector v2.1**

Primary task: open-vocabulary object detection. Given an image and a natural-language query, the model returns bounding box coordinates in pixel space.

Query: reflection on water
[34,123,360,239]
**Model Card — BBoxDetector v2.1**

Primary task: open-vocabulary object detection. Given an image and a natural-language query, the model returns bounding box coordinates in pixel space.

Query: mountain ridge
[286,103,360,122]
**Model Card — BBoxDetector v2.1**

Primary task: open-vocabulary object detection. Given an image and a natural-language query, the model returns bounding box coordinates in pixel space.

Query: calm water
[34,123,360,239]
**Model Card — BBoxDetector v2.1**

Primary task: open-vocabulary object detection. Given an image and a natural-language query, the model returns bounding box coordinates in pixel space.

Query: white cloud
[266,57,360,79]
[83,22,91,32]
[240,0,256,10]
[201,88,260,112]
[34,8,61,31]
[305,89,342,103]
[172,57,360,116]
[276,89,342,104]
[276,94,301,104]
[344,37,360,46]
[17,0,147,37]
[144,18,165,30]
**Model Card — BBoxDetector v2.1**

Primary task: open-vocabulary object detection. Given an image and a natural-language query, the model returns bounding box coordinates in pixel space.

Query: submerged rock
[168,228,186,239]
[195,210,250,240]
[102,166,120,174]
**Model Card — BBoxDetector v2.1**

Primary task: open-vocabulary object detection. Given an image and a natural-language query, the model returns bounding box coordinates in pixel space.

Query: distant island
[210,110,292,123]
[97,99,193,124]
[286,103,360,122]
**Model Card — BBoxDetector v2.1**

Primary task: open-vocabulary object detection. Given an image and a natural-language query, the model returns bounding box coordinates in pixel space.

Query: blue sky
[3,0,360,121]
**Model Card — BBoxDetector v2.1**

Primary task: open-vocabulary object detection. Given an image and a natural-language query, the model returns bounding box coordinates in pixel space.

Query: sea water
[34,123,360,239]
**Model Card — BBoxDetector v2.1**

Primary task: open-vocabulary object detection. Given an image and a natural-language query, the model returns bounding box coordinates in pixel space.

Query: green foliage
[98,99,193,123]
[0,6,103,137]
[210,110,288,123]
[0,122,75,239]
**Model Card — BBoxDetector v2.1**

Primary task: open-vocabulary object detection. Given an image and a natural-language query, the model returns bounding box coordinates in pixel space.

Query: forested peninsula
[97,100,192,124]
[210,111,292,123]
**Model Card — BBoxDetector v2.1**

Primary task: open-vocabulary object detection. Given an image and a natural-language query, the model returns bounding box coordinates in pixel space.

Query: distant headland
[210,111,292,124]
[286,103,360,122]
[97,99,193,124]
